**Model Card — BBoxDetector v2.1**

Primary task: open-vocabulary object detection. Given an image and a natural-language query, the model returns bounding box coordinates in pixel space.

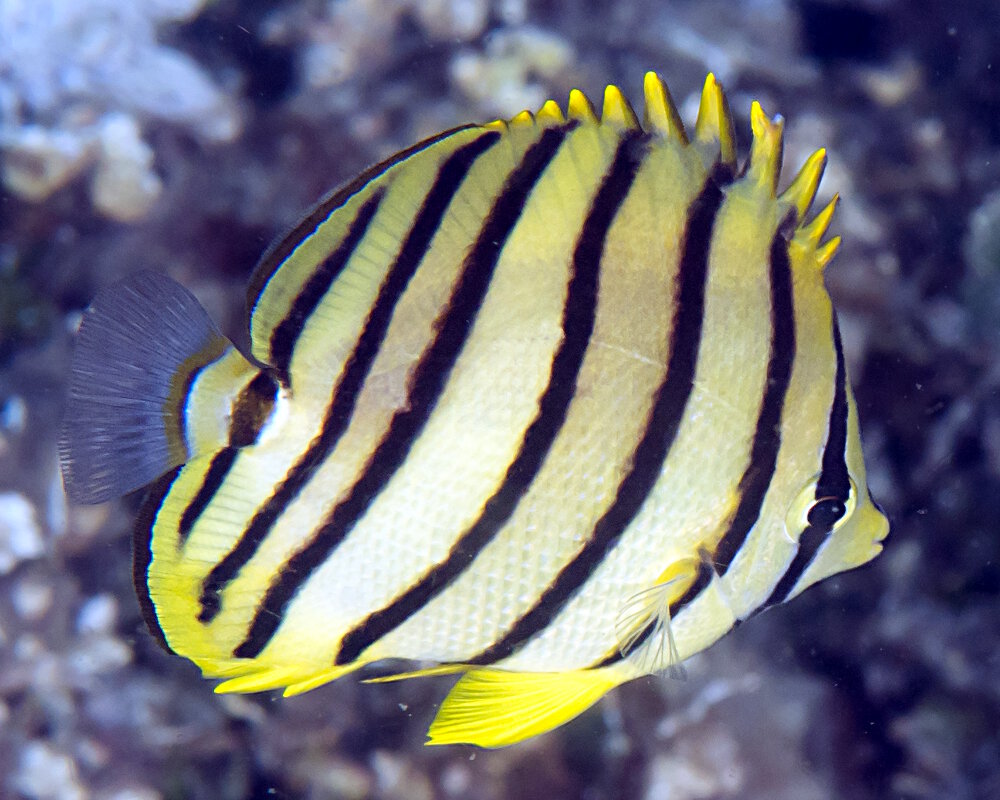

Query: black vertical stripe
[196,131,503,624]
[334,131,649,665]
[712,213,797,573]
[134,466,183,653]
[269,191,385,387]
[465,168,730,667]
[178,447,237,544]
[246,125,477,319]
[176,372,279,545]
[761,314,850,607]
[232,124,576,659]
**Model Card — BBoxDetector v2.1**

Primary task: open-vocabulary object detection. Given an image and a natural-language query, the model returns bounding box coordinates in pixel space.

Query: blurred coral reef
[1,1,998,798]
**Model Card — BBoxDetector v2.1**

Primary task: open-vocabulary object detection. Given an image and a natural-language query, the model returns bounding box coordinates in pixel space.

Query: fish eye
[785,476,857,537]
[806,496,847,528]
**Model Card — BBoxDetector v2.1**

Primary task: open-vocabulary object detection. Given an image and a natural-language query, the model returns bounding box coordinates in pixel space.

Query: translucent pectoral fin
[426,667,622,748]
[615,557,702,678]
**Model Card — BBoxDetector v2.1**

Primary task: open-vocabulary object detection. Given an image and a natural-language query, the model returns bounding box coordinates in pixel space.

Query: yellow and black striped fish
[60,73,889,747]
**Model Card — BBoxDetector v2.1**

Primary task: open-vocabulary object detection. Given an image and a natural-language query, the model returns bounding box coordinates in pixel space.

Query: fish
[59,72,890,748]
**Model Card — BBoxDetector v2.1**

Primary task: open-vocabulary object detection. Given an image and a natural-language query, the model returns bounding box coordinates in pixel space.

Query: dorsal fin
[694,73,737,171]
[601,84,640,130]
[642,71,687,143]
[746,101,785,195]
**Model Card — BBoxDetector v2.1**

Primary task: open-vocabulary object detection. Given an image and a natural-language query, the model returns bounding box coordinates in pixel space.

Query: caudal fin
[59,272,243,504]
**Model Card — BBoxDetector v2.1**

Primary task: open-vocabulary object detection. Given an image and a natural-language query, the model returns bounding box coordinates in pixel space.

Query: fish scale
[59,72,889,748]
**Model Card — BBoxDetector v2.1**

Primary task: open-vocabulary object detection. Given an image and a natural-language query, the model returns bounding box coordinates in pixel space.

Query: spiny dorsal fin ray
[780,148,827,222]
[567,88,599,123]
[602,84,640,130]
[815,235,841,268]
[694,73,737,171]
[747,101,785,195]
[426,668,623,747]
[642,71,687,143]
[791,194,841,269]
[536,99,565,123]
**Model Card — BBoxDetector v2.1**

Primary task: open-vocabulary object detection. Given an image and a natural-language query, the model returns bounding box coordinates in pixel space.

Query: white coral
[0,0,239,216]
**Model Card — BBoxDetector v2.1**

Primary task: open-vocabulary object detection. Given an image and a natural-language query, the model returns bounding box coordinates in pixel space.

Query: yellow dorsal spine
[800,194,839,245]
[602,84,640,130]
[567,88,599,123]
[509,109,535,128]
[694,73,737,170]
[815,235,841,268]
[642,71,687,143]
[746,101,785,195]
[780,148,827,222]
[536,99,566,124]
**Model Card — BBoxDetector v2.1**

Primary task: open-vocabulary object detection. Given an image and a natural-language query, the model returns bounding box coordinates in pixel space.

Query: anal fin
[201,658,363,696]
[426,667,621,748]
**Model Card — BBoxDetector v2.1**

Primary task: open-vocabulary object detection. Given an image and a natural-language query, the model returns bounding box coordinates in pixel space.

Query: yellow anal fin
[363,664,468,683]
[426,667,621,748]
[205,658,363,696]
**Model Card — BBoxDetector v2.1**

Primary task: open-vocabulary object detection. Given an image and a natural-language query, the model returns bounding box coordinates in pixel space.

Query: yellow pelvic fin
[426,667,623,748]
[780,148,827,222]
[694,73,736,170]
[642,71,686,143]
[747,101,785,195]
[602,84,640,130]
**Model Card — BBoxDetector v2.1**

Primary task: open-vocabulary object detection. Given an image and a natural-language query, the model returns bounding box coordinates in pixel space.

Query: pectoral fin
[615,556,704,678]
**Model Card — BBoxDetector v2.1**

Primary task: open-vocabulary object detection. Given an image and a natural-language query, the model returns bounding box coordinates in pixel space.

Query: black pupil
[807,497,847,529]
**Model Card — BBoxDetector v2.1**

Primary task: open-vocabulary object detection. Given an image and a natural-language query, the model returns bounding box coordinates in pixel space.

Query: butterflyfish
[59,73,890,748]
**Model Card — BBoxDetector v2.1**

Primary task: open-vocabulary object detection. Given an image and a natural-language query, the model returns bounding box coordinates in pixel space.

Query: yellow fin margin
[780,148,827,222]
[801,193,839,245]
[200,657,364,696]
[567,88,599,123]
[815,235,841,268]
[536,99,565,124]
[642,71,687,142]
[509,109,535,128]
[364,664,468,683]
[602,84,640,130]
[747,101,785,195]
[694,73,737,169]
[426,667,623,748]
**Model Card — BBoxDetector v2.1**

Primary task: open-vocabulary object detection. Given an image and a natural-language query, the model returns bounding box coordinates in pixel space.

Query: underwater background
[0,0,997,798]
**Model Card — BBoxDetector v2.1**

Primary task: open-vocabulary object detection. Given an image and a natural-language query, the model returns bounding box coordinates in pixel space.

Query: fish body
[60,73,889,747]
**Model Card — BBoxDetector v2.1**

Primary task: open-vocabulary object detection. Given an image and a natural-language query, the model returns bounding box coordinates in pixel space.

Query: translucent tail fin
[59,271,255,504]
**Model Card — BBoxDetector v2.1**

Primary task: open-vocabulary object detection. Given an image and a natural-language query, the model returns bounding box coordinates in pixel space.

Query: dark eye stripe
[762,313,851,608]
